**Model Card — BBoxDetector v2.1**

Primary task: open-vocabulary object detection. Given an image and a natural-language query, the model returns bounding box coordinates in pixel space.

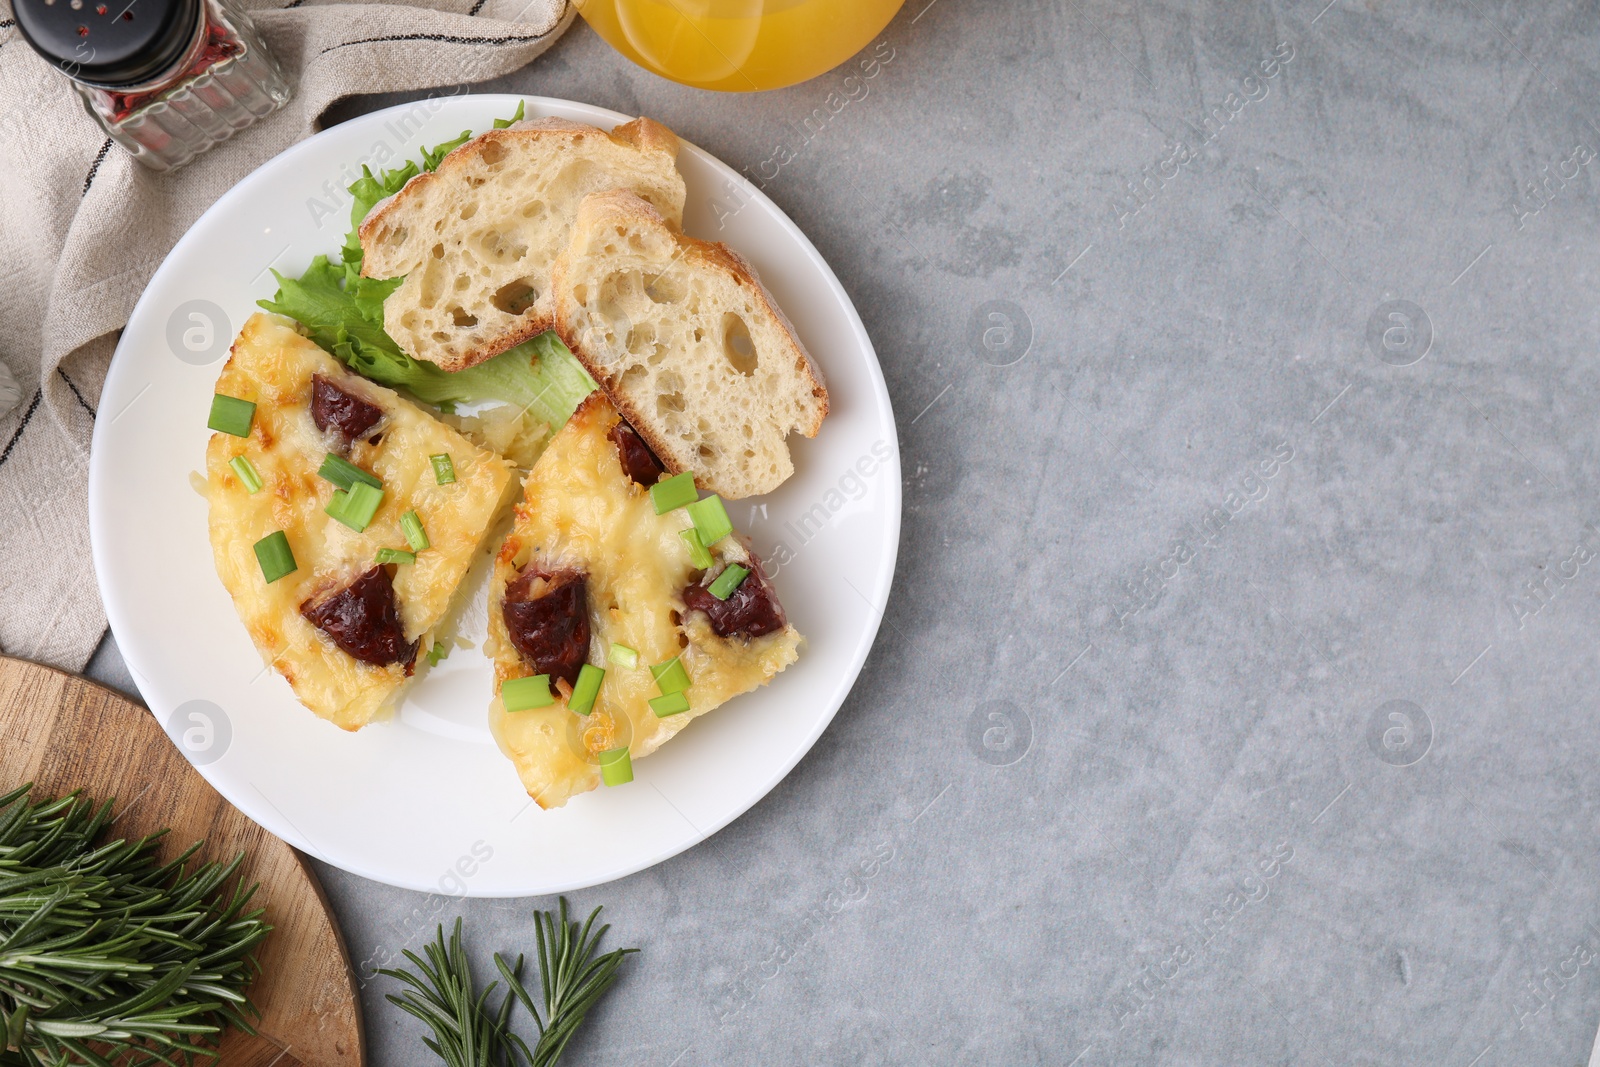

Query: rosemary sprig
[0,783,271,1067]
[380,920,522,1067]
[382,899,636,1067]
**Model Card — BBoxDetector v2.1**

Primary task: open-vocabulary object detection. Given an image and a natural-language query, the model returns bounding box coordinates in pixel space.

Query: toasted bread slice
[359,117,686,372]
[205,313,516,730]
[487,394,801,809]
[551,190,828,500]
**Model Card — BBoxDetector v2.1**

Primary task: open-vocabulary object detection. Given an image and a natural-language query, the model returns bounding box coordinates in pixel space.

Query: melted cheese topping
[206,313,516,730]
[487,395,800,808]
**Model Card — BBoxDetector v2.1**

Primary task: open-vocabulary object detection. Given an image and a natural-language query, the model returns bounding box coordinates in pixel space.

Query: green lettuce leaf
[258,102,596,427]
[493,100,526,129]
[260,257,593,424]
[260,255,398,358]
[420,129,472,172]
[338,163,415,272]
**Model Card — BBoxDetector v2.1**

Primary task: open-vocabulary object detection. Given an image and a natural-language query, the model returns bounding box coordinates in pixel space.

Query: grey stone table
[88,2,1600,1063]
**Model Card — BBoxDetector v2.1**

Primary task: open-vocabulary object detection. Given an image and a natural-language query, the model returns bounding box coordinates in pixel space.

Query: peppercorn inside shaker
[12,0,291,172]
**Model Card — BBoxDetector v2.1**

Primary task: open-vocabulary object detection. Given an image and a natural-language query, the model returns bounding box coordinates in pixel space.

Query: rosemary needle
[382,899,637,1067]
[0,783,270,1067]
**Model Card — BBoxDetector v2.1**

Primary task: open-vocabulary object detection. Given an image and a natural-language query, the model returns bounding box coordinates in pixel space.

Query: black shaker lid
[12,0,202,88]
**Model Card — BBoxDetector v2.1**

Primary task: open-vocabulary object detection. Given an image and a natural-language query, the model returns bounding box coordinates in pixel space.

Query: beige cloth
[0,0,573,670]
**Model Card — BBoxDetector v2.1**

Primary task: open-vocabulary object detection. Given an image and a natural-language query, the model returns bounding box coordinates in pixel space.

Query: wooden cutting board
[0,656,365,1067]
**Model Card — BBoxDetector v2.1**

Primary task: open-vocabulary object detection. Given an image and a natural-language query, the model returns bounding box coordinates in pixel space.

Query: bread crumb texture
[553,190,828,499]
[360,117,686,372]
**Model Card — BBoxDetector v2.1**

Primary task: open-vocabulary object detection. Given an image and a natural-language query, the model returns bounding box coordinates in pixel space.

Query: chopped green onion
[687,494,733,547]
[609,644,639,670]
[651,657,691,696]
[649,471,698,514]
[679,528,713,569]
[707,564,750,601]
[431,453,457,485]
[401,510,430,552]
[426,640,451,666]
[375,548,416,565]
[503,674,553,711]
[649,692,690,717]
[326,480,384,532]
[228,455,263,494]
[253,530,296,583]
[598,746,634,785]
[318,453,382,491]
[208,394,255,438]
[568,664,604,716]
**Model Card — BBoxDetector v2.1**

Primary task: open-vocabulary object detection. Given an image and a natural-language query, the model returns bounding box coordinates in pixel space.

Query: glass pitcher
[575,0,906,91]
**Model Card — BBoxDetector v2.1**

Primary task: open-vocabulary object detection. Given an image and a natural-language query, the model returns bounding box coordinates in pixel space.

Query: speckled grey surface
[87,2,1600,1063]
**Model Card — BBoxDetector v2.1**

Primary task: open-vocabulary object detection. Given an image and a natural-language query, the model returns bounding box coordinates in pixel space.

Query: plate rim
[89,93,901,895]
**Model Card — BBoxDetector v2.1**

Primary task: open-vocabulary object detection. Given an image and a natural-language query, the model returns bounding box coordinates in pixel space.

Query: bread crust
[551,190,829,498]
[358,117,679,277]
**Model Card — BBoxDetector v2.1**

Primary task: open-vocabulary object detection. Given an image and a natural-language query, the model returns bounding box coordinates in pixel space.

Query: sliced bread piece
[359,116,686,372]
[550,190,829,500]
[487,394,801,809]
[205,313,517,730]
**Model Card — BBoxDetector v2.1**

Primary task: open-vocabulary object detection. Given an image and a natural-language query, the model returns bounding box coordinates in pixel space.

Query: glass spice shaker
[12,0,291,172]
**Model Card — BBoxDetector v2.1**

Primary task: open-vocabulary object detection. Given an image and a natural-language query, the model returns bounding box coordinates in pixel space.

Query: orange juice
[574,0,906,91]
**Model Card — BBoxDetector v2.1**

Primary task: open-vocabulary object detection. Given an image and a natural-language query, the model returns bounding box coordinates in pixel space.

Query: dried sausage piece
[683,554,786,639]
[311,374,384,446]
[503,566,590,688]
[608,418,666,487]
[301,566,419,669]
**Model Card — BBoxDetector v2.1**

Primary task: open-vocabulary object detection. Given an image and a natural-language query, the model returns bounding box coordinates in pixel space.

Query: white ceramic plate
[89,96,899,895]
